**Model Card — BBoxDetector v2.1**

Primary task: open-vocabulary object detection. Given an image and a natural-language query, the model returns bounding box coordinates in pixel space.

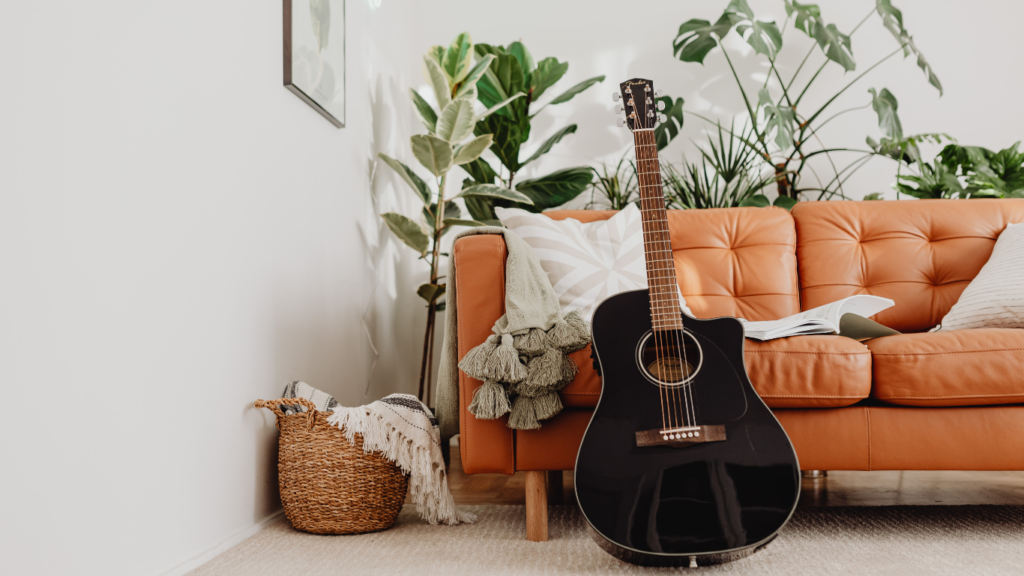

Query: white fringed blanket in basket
[276,381,478,526]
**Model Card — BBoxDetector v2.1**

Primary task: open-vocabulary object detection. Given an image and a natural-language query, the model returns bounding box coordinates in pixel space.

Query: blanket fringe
[326,408,476,526]
[467,380,511,420]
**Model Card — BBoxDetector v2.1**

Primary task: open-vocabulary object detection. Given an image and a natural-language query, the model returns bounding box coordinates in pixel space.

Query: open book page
[739,295,895,341]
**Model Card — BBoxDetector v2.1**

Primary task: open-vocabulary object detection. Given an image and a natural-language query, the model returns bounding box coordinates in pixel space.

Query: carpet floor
[190,505,1024,575]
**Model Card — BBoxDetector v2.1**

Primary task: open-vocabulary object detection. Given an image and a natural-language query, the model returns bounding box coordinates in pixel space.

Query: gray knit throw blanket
[435,227,590,441]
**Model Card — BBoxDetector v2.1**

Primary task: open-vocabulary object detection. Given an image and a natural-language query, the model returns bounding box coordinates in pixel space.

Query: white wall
[0,1,426,575]
[411,0,1024,202]
[2,1,1022,575]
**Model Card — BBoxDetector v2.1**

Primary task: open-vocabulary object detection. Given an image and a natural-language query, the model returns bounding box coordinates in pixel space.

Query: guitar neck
[632,128,682,332]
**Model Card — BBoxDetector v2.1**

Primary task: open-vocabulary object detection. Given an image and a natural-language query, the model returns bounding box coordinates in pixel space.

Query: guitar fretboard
[632,128,682,332]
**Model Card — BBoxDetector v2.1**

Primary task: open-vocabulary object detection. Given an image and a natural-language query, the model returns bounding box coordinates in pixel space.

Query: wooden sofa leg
[525,470,549,542]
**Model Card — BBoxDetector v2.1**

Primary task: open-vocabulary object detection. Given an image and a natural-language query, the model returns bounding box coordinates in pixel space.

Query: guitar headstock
[615,78,664,131]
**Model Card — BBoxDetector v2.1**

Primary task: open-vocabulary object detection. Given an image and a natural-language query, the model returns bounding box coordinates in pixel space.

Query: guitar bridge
[635,425,727,448]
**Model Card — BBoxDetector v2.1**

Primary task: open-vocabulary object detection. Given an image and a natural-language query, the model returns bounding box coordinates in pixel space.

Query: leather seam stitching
[745,351,869,356]
[873,348,1024,356]
[876,392,1024,399]
[865,408,872,471]
[498,238,514,475]
[761,394,865,398]
[454,241,469,470]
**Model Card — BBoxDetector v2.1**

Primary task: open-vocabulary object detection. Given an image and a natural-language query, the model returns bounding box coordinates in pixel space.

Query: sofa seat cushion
[561,336,872,409]
[868,329,1024,407]
[744,335,872,408]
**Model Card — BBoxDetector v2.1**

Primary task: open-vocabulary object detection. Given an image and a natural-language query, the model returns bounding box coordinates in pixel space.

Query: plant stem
[803,46,904,128]
[718,41,773,161]
[418,173,448,402]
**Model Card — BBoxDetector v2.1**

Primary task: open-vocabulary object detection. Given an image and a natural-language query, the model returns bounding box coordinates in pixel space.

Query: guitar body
[575,289,800,567]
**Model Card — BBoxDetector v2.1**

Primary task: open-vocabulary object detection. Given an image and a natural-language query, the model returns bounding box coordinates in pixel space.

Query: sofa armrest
[453,235,515,474]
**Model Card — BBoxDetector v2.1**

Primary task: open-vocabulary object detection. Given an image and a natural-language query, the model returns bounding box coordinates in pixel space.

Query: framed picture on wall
[284,0,346,128]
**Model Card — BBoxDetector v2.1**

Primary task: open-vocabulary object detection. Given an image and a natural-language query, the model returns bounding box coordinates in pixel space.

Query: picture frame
[283,0,346,128]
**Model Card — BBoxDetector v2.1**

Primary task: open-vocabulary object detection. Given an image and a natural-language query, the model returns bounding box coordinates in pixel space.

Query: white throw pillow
[495,203,692,322]
[940,222,1024,331]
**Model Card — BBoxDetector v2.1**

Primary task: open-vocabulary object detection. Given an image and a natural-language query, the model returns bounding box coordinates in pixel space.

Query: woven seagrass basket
[254,397,409,534]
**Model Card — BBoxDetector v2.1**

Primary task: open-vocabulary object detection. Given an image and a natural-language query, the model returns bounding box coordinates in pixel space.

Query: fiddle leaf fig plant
[377,33,528,401]
[461,41,605,220]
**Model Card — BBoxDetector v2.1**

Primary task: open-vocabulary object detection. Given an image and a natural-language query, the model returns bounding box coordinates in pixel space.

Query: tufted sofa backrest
[545,206,800,321]
[793,199,1024,333]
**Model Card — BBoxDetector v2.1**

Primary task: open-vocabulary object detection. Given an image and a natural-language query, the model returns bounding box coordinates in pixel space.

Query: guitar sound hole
[636,329,702,387]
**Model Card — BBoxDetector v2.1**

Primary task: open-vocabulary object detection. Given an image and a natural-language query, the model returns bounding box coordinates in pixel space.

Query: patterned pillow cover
[495,203,692,322]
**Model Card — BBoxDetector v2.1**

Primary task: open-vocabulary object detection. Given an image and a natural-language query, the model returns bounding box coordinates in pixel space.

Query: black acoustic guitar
[574,78,800,568]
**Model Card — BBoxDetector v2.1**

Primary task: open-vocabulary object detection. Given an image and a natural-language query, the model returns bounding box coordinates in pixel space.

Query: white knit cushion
[495,203,692,322]
[940,223,1024,331]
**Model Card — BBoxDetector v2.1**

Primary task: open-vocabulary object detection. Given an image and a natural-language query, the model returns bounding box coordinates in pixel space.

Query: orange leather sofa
[452,199,1024,541]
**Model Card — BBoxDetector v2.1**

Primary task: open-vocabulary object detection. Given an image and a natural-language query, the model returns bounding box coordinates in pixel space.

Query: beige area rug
[191,505,1024,575]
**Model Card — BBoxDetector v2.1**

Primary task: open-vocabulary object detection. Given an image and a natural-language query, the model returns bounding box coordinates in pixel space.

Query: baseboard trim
[157,509,286,576]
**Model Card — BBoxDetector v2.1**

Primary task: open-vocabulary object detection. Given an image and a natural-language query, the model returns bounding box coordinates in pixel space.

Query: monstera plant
[669,0,944,207]
[378,33,529,401]
[460,41,605,221]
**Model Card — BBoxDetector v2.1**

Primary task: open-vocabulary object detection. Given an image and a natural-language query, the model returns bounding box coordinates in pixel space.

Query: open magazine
[739,295,897,341]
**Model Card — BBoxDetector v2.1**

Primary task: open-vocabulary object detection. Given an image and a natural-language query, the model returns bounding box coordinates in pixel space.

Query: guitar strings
[633,123,670,432]
[635,119,690,430]
[640,126,689,429]
[638,126,696,431]
[646,127,697,430]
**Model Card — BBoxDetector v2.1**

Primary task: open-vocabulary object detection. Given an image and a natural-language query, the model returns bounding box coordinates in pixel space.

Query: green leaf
[772,195,798,210]
[514,167,593,211]
[463,192,498,222]
[876,0,942,94]
[521,124,577,167]
[654,96,685,151]
[453,134,493,165]
[443,33,473,84]
[377,153,432,206]
[442,218,487,228]
[422,55,451,112]
[531,57,568,102]
[476,93,526,122]
[673,15,736,64]
[410,134,453,177]
[736,20,783,59]
[436,99,475,143]
[454,54,495,100]
[869,88,903,141]
[426,45,445,70]
[862,192,885,201]
[382,212,429,256]
[758,88,796,149]
[784,0,821,36]
[739,194,770,207]
[475,113,527,173]
[726,0,754,18]
[463,159,499,185]
[423,201,461,232]
[409,89,437,134]
[813,21,855,72]
[546,75,605,106]
[417,283,446,303]
[477,50,525,111]
[507,41,535,74]
[456,183,535,205]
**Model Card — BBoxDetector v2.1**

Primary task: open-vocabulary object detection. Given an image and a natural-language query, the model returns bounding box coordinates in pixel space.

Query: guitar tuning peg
[657,100,666,111]
[615,104,625,114]
[654,90,662,97]
[616,118,627,127]
[612,92,621,102]
[659,114,668,123]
